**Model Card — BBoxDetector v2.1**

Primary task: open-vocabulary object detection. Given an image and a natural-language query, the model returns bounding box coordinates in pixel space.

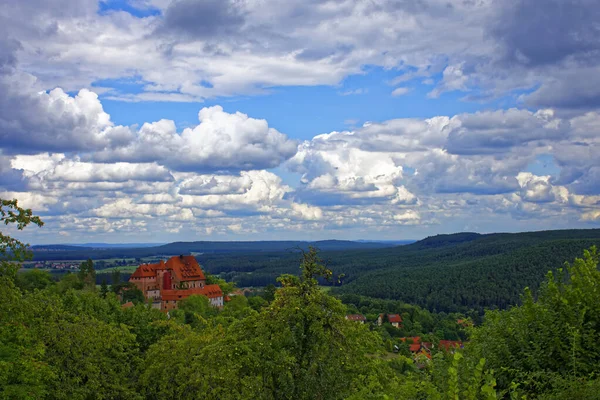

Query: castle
[129,255,224,311]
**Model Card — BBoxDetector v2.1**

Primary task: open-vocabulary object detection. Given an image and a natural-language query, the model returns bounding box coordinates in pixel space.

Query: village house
[387,314,403,328]
[345,314,367,323]
[400,336,423,353]
[129,255,224,311]
[377,313,403,328]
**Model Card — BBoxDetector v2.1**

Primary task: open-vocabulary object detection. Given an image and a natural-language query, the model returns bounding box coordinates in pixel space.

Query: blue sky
[0,0,599,243]
[99,66,501,141]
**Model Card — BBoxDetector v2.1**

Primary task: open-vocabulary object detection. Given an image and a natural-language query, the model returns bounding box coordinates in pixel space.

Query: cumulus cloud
[179,170,291,210]
[0,83,134,153]
[94,106,297,172]
[0,34,296,172]
[12,154,173,183]
[288,132,412,206]
[291,202,323,221]
[284,108,599,229]
[491,0,600,67]
[517,172,567,203]
[156,0,246,40]
[0,0,597,110]
[445,109,567,155]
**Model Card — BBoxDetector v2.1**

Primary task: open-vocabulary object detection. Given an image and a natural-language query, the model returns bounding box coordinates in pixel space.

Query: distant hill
[30,240,398,261]
[72,243,167,248]
[31,245,95,252]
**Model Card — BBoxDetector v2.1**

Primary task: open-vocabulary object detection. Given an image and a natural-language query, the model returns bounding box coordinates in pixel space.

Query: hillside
[330,229,600,312]
[30,240,400,261]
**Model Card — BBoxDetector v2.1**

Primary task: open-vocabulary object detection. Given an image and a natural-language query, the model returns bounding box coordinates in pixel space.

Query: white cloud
[516,172,568,203]
[391,87,411,97]
[291,202,323,221]
[93,106,297,172]
[12,154,173,182]
[179,170,291,210]
[0,85,134,153]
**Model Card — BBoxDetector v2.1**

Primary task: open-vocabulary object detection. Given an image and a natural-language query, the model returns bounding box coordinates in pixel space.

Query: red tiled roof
[161,284,223,301]
[130,256,206,282]
[121,301,134,309]
[130,260,164,278]
[409,344,421,352]
[401,336,422,352]
[387,314,402,323]
[439,340,463,351]
[346,314,366,321]
[166,255,206,281]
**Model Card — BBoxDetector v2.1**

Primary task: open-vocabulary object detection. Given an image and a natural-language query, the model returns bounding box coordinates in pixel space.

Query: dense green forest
[4,199,600,399]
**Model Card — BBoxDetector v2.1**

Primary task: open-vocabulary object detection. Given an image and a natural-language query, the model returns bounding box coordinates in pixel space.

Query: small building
[387,314,403,328]
[400,336,422,353]
[345,314,366,323]
[129,255,224,312]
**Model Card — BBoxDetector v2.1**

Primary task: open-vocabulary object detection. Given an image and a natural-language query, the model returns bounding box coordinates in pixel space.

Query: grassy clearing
[96,265,138,274]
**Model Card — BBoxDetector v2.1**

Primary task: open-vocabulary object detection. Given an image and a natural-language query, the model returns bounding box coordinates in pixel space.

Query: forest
[4,199,600,399]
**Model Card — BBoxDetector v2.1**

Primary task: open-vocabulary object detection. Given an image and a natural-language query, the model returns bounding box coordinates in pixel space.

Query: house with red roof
[345,314,367,323]
[387,314,403,328]
[400,336,422,353]
[129,255,224,311]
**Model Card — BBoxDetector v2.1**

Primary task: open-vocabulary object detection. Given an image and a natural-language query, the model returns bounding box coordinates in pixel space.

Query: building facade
[129,255,224,311]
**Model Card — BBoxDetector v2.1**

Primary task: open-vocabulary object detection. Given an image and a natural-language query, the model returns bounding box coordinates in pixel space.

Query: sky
[1,0,599,244]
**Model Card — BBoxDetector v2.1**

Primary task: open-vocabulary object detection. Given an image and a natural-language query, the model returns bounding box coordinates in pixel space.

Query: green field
[96,265,139,274]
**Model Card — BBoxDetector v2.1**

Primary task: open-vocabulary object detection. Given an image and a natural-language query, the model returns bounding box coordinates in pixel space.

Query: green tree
[56,272,84,293]
[262,283,276,302]
[0,198,49,399]
[0,199,43,279]
[78,259,96,290]
[15,269,54,292]
[122,284,145,304]
[468,247,600,397]
[100,279,109,298]
[111,268,121,286]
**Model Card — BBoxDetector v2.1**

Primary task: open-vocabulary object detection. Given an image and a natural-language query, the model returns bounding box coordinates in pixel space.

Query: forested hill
[330,229,600,313]
[30,239,405,260]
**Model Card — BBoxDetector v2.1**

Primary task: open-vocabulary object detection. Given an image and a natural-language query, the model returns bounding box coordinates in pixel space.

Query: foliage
[15,269,55,292]
[78,258,96,290]
[468,247,600,397]
[1,199,44,279]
